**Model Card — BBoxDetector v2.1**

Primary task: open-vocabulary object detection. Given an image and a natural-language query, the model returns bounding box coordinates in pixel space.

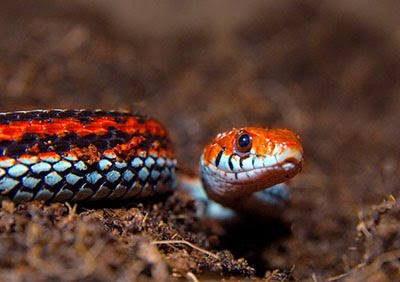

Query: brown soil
[1,1,400,281]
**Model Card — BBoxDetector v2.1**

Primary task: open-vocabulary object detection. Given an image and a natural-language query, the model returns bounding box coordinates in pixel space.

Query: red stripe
[0,116,168,141]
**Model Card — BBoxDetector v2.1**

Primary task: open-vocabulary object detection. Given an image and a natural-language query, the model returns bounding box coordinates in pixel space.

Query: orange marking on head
[202,127,303,165]
[201,127,304,203]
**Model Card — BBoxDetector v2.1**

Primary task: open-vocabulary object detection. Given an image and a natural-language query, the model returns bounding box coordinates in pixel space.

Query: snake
[0,109,304,216]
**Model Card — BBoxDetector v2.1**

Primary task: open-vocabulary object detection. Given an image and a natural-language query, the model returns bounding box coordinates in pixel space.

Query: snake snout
[276,145,304,178]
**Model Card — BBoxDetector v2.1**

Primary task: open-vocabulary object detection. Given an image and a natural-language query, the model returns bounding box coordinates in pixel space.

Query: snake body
[0,109,304,210]
[0,110,176,203]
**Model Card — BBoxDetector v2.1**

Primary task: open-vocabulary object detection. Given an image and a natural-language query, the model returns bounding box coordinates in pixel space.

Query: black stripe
[215,149,224,167]
[228,154,234,171]
[239,155,244,169]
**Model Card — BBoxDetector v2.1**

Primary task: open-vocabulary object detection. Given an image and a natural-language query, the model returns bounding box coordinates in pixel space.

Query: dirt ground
[1,1,400,281]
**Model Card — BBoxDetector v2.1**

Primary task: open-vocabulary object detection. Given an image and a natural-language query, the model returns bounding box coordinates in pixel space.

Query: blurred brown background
[1,1,400,280]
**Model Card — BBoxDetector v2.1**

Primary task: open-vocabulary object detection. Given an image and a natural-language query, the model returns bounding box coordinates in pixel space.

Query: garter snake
[0,109,303,212]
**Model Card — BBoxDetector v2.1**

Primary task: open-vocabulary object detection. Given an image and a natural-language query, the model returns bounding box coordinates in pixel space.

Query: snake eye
[235,130,252,155]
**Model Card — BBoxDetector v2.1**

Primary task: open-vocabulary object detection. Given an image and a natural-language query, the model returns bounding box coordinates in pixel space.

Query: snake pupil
[238,134,250,148]
[235,130,252,154]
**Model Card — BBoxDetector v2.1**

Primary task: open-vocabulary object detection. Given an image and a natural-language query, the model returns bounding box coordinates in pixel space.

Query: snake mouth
[202,154,302,184]
[203,142,303,176]
[200,149,303,201]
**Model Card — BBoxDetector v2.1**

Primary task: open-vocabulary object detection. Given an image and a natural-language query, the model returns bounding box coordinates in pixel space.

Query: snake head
[200,127,304,203]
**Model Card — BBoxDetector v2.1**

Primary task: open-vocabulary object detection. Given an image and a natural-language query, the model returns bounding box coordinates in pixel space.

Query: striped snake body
[0,110,303,214]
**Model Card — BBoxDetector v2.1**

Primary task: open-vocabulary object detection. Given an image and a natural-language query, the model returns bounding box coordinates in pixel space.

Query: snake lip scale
[0,109,304,210]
